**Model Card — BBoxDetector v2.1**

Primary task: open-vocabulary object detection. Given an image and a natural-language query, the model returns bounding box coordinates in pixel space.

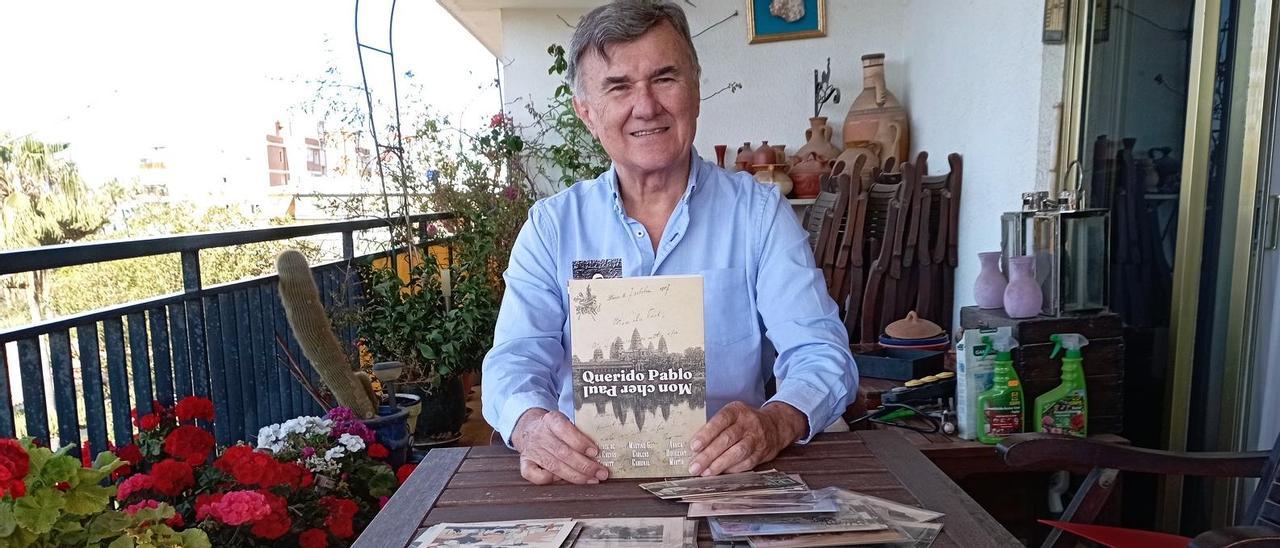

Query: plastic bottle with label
[1034,334,1090,437]
[976,334,1024,444]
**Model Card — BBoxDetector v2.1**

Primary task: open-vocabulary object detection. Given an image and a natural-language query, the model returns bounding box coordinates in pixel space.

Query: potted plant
[356,227,497,445]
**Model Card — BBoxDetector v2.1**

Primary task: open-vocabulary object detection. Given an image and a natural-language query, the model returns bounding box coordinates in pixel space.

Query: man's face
[572,22,700,178]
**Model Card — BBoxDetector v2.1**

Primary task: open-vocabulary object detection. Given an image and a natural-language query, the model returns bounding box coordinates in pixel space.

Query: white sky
[0,0,498,187]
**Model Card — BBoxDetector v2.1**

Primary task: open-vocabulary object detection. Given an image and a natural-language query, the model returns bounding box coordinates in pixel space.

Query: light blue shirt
[482,150,858,446]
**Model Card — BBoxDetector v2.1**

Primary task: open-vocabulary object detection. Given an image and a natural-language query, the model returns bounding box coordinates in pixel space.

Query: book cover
[568,275,707,478]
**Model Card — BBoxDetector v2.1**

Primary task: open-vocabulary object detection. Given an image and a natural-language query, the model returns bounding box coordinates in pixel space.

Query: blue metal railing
[0,212,453,453]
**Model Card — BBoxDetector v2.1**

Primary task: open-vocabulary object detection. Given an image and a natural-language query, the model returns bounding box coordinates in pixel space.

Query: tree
[0,134,117,323]
[49,202,322,317]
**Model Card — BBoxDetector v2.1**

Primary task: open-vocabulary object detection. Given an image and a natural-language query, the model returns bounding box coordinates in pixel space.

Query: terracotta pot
[797,116,842,163]
[753,164,793,197]
[735,142,754,166]
[753,141,778,166]
[714,144,728,169]
[1003,255,1042,319]
[843,53,910,166]
[789,152,826,199]
[884,310,944,340]
[973,251,1007,309]
[835,141,882,176]
[772,144,787,164]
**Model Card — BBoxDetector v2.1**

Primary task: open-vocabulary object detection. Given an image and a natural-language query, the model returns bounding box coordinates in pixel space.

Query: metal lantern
[1001,192,1110,316]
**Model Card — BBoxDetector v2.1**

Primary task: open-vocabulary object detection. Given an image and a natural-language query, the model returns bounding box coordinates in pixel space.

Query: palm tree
[1,134,115,323]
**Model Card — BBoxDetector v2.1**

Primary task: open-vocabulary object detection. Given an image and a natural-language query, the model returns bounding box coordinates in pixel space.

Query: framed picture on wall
[747,0,826,44]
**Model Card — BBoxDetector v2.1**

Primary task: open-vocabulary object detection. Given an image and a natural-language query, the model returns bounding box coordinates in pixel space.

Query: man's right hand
[511,408,610,485]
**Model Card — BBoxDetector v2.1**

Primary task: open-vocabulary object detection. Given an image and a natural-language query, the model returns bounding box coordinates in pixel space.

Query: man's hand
[511,408,610,485]
[687,401,808,477]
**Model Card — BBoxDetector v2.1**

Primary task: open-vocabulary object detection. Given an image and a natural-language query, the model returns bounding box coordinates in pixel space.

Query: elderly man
[482,0,857,485]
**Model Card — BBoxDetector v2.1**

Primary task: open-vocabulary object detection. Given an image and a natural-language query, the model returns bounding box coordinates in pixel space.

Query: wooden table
[357,430,1022,548]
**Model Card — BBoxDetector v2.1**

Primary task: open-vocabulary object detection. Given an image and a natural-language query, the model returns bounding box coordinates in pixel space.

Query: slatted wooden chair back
[804,164,845,253]
[826,157,868,324]
[858,167,913,343]
[815,164,855,290]
[900,152,963,331]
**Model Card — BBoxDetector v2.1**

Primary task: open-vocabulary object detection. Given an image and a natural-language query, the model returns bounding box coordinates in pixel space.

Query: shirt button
[635,231,643,238]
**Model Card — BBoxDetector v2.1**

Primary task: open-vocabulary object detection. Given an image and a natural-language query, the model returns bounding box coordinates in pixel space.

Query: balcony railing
[0,212,454,455]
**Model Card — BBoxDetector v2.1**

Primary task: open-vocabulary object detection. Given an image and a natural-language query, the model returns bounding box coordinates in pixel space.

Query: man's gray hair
[567,0,701,95]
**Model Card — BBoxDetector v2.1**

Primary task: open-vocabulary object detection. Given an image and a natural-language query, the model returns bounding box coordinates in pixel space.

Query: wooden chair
[858,166,913,344]
[900,152,963,333]
[998,432,1280,548]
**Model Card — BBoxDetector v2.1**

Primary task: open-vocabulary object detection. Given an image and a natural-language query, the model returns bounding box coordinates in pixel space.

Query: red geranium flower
[137,414,160,431]
[396,463,416,485]
[368,443,389,460]
[250,490,292,540]
[149,459,194,497]
[0,439,30,499]
[320,496,359,539]
[300,528,329,548]
[116,444,144,465]
[164,425,215,465]
[175,396,215,422]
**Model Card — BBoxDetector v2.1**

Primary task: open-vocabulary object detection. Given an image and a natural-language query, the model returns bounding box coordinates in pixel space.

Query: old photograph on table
[410,519,578,548]
[686,495,839,518]
[570,517,686,548]
[710,496,889,537]
[743,527,911,548]
[640,469,805,499]
[821,488,944,523]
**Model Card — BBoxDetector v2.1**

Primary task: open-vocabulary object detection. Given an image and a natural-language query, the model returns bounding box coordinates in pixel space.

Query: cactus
[354,371,380,411]
[276,250,377,419]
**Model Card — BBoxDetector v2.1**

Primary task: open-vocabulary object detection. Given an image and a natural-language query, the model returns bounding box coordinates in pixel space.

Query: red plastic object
[1039,520,1193,548]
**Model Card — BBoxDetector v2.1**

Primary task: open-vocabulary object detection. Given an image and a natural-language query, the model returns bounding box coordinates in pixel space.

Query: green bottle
[976,334,1025,445]
[1034,334,1090,437]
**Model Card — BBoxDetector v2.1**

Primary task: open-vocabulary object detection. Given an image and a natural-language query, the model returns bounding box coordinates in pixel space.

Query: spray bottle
[976,333,1025,444]
[1034,334,1090,437]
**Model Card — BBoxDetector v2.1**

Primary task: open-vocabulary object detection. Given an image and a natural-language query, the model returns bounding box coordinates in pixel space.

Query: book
[568,275,708,478]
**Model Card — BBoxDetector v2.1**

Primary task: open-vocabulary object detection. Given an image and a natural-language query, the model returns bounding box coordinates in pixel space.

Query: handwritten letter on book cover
[569,275,707,478]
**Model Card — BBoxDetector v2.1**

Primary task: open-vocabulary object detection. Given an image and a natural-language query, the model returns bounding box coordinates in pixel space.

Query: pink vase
[973,252,1006,309]
[1003,255,1042,319]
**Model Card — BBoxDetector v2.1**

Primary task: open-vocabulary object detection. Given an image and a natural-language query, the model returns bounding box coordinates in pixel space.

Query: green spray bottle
[976,333,1025,444]
[1034,334,1090,437]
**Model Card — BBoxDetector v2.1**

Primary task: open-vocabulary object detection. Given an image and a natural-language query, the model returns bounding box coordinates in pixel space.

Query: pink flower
[205,490,272,526]
[301,447,316,459]
[125,499,160,515]
[117,474,156,501]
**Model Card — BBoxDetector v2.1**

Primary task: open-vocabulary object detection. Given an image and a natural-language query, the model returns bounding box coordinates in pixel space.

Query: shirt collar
[607,147,705,213]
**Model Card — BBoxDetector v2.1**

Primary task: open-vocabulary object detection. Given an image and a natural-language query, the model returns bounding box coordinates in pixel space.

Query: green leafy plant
[355,230,498,392]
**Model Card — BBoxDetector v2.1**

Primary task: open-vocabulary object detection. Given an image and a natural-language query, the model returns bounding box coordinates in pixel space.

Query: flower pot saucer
[413,431,463,448]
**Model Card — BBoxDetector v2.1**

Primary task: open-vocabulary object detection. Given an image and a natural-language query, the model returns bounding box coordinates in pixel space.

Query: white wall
[495,0,1059,325]
[899,0,1058,323]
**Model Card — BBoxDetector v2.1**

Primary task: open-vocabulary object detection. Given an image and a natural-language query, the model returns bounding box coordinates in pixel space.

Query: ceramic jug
[973,251,1007,309]
[753,165,793,197]
[1003,255,1042,319]
[789,152,826,199]
[796,116,842,163]
[843,53,910,166]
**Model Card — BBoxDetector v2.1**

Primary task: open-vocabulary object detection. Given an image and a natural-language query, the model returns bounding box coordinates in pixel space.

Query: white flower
[256,424,284,452]
[325,446,346,461]
[304,455,340,475]
[337,433,366,453]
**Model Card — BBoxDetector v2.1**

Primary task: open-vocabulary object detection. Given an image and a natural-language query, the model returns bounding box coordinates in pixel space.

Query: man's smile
[630,127,669,137]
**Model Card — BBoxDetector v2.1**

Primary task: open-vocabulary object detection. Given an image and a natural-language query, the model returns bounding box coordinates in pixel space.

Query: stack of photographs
[701,488,946,548]
[638,470,808,501]
[410,517,698,547]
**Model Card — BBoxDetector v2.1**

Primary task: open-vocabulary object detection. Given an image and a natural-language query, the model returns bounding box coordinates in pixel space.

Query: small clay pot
[789,152,826,199]
[884,310,944,340]
[753,141,778,165]
[735,142,754,167]
[714,144,728,169]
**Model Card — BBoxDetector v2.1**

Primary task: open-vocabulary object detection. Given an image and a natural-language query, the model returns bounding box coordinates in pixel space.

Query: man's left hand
[687,401,808,477]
